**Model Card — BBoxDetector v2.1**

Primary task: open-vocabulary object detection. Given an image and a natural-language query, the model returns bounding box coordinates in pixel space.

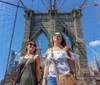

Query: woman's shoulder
[35,54,39,57]
[34,54,40,60]
[44,48,52,53]
[64,46,71,51]
[19,56,24,64]
[19,56,24,60]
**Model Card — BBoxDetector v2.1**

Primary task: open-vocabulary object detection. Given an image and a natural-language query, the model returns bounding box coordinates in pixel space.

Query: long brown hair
[52,32,67,48]
[26,41,37,54]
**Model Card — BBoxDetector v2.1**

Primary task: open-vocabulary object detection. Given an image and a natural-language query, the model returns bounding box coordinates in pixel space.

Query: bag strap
[14,56,33,84]
[20,57,32,75]
[51,48,58,75]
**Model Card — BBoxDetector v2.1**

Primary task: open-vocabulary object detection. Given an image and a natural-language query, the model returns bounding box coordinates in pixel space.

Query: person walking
[42,32,77,85]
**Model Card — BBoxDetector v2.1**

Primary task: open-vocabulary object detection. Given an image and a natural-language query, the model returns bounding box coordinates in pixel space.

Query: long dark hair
[26,41,37,54]
[52,32,67,48]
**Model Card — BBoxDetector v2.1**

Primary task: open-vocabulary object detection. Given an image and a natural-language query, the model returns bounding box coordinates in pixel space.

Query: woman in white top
[42,32,76,85]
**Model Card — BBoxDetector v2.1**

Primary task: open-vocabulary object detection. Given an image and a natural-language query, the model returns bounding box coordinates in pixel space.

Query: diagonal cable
[3,0,20,84]
[80,0,87,9]
[9,28,41,63]
[58,0,68,11]
[55,16,100,58]
[41,0,48,10]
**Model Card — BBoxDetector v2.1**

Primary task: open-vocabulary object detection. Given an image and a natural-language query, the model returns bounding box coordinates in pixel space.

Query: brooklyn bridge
[0,0,100,85]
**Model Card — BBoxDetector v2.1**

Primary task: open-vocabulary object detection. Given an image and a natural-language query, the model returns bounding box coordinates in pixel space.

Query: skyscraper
[97,60,100,71]
[91,60,99,72]
[4,50,18,85]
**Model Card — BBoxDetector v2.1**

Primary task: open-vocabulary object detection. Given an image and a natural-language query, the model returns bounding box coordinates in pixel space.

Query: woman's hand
[42,78,47,85]
[12,81,15,85]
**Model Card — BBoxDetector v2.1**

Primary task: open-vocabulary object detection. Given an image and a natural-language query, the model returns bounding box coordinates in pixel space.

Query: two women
[14,42,41,85]
[42,32,76,85]
[14,31,76,85]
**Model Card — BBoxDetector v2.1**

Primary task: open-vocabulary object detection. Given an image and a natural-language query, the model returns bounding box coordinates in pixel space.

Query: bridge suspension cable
[41,0,48,10]
[54,0,56,10]
[93,0,100,21]
[79,0,87,9]
[55,16,100,58]
[0,0,39,12]
[58,0,68,11]
[19,0,29,12]
[82,16,100,31]
[76,0,80,8]
[56,0,61,8]
[9,28,41,64]
[78,1,100,22]
[3,27,42,84]
[0,0,26,10]
[3,0,20,84]
[78,1,100,10]
[31,0,34,9]
[49,0,52,14]
[53,12,86,56]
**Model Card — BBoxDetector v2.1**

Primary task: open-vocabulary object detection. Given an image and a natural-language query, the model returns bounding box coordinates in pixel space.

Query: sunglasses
[28,42,36,46]
[53,33,61,38]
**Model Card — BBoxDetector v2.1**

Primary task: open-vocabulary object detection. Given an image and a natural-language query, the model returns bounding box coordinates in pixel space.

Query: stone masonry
[21,9,89,77]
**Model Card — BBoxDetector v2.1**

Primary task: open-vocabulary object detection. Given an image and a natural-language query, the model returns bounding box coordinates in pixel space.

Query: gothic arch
[31,28,50,44]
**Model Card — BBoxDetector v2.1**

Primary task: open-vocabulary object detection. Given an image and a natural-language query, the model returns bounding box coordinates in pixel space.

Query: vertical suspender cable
[31,0,34,9]
[94,0,100,21]
[3,0,19,84]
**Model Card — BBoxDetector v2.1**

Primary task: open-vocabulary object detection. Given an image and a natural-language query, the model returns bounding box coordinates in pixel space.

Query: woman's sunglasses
[28,42,36,46]
[53,33,61,38]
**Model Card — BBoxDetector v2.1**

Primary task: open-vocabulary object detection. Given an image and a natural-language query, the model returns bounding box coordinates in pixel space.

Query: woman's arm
[35,55,41,85]
[65,46,76,76]
[18,56,23,64]
[67,59,76,75]
[42,57,49,85]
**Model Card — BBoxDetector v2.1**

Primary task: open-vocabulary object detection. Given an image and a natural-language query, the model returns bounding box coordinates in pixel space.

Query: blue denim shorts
[47,77,57,85]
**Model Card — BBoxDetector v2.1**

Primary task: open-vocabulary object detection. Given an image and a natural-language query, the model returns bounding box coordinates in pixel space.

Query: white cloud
[89,40,100,47]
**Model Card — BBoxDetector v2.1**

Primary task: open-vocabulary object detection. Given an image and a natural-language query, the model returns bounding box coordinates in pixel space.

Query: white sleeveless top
[46,50,71,77]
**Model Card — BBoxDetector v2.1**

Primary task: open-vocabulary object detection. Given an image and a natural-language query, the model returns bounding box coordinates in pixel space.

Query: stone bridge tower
[21,9,89,76]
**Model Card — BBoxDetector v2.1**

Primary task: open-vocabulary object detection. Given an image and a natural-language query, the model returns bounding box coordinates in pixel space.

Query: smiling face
[26,42,36,53]
[52,32,62,44]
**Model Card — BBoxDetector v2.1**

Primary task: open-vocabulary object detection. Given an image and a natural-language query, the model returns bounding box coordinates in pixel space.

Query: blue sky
[0,0,100,81]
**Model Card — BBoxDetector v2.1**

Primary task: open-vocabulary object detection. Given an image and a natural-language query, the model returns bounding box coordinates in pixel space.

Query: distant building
[90,60,100,76]
[91,60,99,72]
[0,80,3,85]
[97,60,100,71]
[4,50,18,85]
[7,51,17,74]
[15,61,18,67]
[89,67,94,76]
